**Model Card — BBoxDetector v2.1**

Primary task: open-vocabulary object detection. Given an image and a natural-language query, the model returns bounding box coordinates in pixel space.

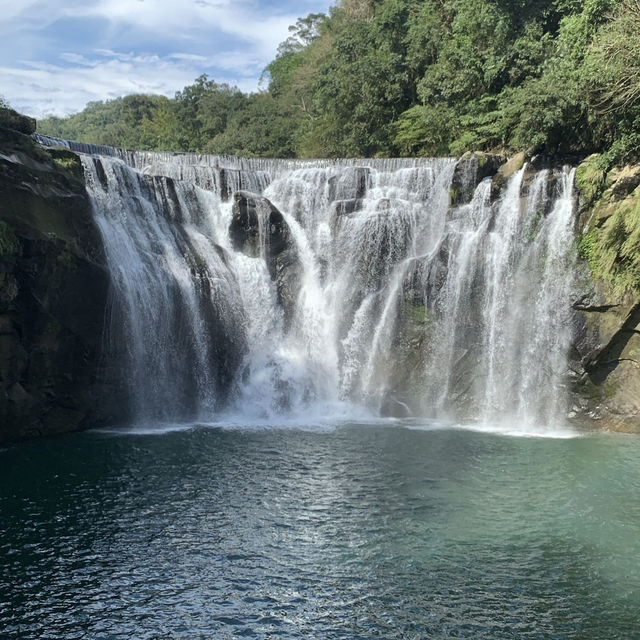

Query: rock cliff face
[570,285,640,432]
[0,113,119,443]
[570,157,640,432]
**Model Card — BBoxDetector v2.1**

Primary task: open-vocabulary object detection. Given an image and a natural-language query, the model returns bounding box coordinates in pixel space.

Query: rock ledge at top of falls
[230,190,302,327]
[0,120,123,444]
[450,151,505,206]
[0,107,36,136]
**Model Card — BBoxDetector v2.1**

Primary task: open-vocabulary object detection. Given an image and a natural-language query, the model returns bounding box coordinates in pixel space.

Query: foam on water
[405,420,580,439]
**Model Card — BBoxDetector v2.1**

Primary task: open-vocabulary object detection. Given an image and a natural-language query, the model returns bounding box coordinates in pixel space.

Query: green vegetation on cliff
[36,0,640,164]
[578,157,640,294]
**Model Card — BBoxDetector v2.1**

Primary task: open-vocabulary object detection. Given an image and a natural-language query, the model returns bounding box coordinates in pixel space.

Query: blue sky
[1,0,333,118]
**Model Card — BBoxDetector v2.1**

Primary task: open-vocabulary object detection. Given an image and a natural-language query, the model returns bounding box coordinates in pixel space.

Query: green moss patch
[579,178,640,295]
[46,149,84,192]
[576,154,608,208]
[411,304,427,325]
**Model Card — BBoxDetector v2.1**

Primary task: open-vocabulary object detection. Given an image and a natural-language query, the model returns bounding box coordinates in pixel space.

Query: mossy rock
[0,126,50,164]
[576,154,608,210]
[46,148,85,192]
[409,304,427,326]
[491,152,526,201]
[578,163,640,296]
[451,152,503,206]
[500,152,526,179]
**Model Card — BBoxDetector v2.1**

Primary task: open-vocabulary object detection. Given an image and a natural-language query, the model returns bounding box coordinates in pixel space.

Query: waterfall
[57,137,577,428]
[418,166,577,428]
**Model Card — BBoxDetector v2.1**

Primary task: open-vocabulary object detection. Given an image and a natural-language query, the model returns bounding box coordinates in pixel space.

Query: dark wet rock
[451,152,503,206]
[377,260,429,417]
[230,191,301,326]
[569,269,640,432]
[0,123,123,443]
[0,107,36,135]
[327,167,371,203]
[333,198,364,217]
[230,190,262,257]
[267,209,302,328]
[219,167,270,202]
[520,167,560,218]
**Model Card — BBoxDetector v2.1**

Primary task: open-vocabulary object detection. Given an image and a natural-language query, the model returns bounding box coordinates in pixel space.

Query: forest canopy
[37,0,640,166]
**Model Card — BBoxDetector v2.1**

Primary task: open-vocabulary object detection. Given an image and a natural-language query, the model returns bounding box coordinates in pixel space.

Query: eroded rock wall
[0,116,118,443]
[571,156,640,432]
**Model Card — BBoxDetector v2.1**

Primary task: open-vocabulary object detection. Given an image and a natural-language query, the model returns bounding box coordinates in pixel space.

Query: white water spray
[60,138,577,429]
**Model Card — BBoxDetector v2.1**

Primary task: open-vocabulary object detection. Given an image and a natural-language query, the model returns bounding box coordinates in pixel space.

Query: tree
[207,93,299,157]
[33,0,640,163]
[586,0,640,114]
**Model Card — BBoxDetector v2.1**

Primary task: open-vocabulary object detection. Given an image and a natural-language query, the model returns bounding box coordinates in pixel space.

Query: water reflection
[0,424,638,639]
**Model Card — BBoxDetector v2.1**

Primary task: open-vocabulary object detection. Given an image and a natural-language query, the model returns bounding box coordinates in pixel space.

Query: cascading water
[418,165,577,428]
[81,155,246,422]
[42,135,578,430]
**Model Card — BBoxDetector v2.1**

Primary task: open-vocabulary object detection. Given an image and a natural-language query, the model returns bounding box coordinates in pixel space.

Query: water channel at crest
[1,420,639,639]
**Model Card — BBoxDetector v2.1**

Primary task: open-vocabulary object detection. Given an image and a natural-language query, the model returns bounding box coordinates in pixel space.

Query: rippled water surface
[1,422,639,639]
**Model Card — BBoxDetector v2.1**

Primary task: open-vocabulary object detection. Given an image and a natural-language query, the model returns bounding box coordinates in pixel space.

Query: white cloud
[0,0,332,117]
[0,49,263,117]
[63,0,294,52]
[59,53,95,65]
[0,57,193,117]
[168,53,208,63]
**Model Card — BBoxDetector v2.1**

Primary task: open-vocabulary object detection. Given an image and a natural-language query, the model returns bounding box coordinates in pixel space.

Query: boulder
[570,272,640,432]
[327,166,370,202]
[230,190,262,257]
[230,191,301,326]
[333,198,364,217]
[491,152,526,202]
[610,165,640,200]
[0,107,36,135]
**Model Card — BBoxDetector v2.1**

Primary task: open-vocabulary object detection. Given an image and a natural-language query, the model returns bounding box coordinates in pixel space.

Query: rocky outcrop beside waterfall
[231,191,301,326]
[449,152,504,205]
[570,156,640,432]
[570,284,640,432]
[0,121,120,443]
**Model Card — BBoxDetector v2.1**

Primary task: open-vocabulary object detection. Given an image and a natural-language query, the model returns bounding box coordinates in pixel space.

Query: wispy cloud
[0,0,332,117]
